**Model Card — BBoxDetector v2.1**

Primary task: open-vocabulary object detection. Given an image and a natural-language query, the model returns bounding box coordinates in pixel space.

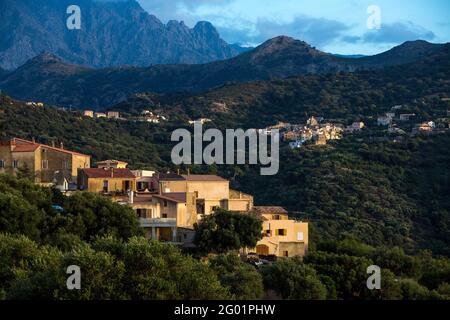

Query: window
[42,160,49,169]
[62,160,69,169]
[103,180,108,192]
[162,214,168,218]
[283,251,289,257]
[137,209,147,218]
[211,206,218,212]
[276,229,287,236]
[297,232,304,241]
[0,160,5,168]
[163,200,168,207]
[264,230,272,237]
[13,160,19,168]
[273,214,281,220]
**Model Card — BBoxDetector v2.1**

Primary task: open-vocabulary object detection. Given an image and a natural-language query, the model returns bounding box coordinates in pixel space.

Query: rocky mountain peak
[0,0,241,69]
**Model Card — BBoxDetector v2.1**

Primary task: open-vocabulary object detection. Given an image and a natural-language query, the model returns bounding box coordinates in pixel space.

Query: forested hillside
[0,39,446,110]
[218,134,450,256]
[116,42,450,128]
[1,39,450,256]
[1,175,449,300]
[1,92,449,256]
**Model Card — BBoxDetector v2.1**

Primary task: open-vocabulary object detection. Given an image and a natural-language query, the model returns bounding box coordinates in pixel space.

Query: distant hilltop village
[0,138,308,259]
[261,103,450,149]
[23,99,450,139]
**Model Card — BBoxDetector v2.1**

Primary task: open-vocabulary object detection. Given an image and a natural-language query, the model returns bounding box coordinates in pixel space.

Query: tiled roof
[158,173,227,182]
[12,143,40,152]
[133,195,153,203]
[153,192,187,203]
[158,173,185,181]
[182,174,227,182]
[251,206,288,215]
[97,159,128,165]
[7,138,90,157]
[81,168,136,179]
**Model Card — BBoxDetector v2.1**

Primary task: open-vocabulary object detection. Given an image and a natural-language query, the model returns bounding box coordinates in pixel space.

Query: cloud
[253,16,352,47]
[210,15,353,47]
[134,1,439,52]
[137,0,234,23]
[136,1,352,47]
[343,21,436,44]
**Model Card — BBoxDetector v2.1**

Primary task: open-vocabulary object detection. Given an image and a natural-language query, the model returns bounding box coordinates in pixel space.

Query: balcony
[139,218,177,228]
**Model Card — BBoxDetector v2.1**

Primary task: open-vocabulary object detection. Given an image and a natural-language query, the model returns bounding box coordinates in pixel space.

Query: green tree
[304,251,373,299]
[0,233,62,298]
[261,258,327,300]
[62,192,144,241]
[209,253,264,300]
[194,209,262,254]
[3,235,232,300]
[372,247,419,278]
[399,279,431,300]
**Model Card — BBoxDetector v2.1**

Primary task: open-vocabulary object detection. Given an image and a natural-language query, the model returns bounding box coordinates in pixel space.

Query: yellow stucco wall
[86,177,136,193]
[0,147,36,178]
[0,145,90,184]
[254,220,309,257]
[227,199,253,212]
[186,181,230,200]
[160,180,230,201]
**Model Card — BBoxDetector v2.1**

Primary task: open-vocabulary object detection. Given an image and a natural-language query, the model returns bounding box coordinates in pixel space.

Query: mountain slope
[0,0,240,69]
[0,67,7,80]
[356,40,446,67]
[0,37,447,109]
[113,43,450,128]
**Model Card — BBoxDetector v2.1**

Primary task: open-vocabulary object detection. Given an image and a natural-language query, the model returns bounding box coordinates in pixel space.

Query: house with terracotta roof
[115,172,253,245]
[119,172,308,256]
[0,138,90,187]
[158,173,253,218]
[114,191,197,244]
[248,206,309,258]
[97,159,128,169]
[77,167,136,194]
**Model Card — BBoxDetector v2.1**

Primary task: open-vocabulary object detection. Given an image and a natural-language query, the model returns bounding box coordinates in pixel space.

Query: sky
[135,0,450,55]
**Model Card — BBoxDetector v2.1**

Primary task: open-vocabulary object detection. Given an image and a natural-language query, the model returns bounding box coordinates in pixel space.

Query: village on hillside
[0,137,308,260]
[259,102,450,150]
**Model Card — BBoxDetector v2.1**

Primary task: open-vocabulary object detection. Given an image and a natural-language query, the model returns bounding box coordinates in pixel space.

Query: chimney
[187,168,190,176]
[10,138,16,151]
[111,168,114,178]
[129,190,134,204]
[32,137,36,143]
[60,142,64,149]
[51,141,55,148]
[177,168,180,175]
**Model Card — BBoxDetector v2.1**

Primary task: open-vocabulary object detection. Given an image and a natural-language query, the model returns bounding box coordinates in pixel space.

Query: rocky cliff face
[0,36,446,110]
[0,0,241,69]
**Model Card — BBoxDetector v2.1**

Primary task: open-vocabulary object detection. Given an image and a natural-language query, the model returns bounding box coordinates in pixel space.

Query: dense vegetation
[0,95,173,169]
[194,209,263,254]
[218,133,450,256]
[115,43,450,128]
[0,175,449,300]
[2,53,450,252]
[0,44,449,300]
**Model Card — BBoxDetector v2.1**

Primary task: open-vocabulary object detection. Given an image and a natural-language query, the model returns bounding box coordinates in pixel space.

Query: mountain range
[0,36,446,110]
[0,0,244,70]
